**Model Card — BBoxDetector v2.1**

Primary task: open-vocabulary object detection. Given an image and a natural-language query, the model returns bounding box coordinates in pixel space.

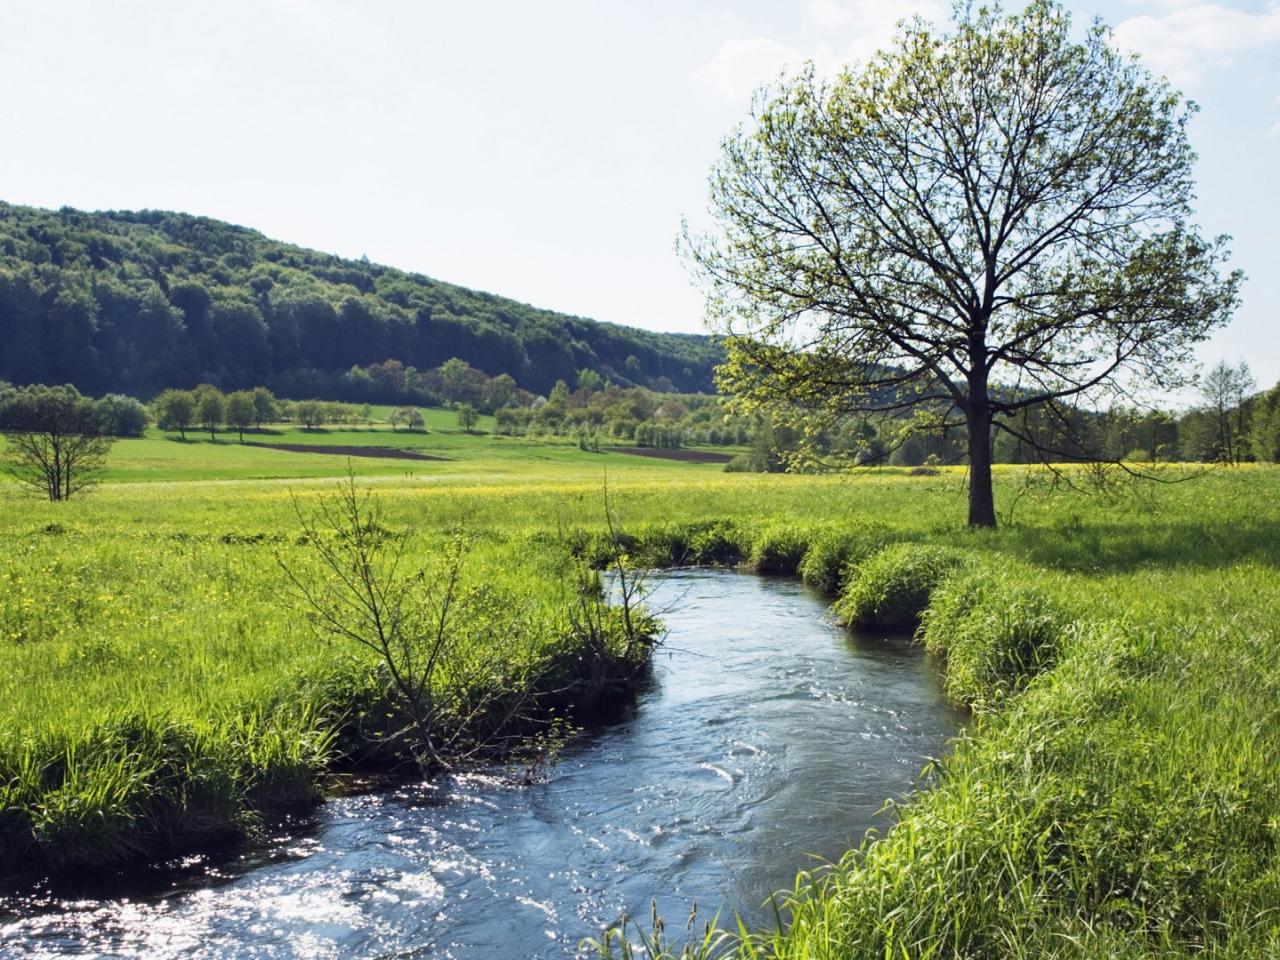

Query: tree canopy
[1,384,113,501]
[689,0,1240,526]
[0,203,721,398]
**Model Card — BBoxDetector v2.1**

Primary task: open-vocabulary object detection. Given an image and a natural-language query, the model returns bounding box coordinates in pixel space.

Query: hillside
[0,202,721,397]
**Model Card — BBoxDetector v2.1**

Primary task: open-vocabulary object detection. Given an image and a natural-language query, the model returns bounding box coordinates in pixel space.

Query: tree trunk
[967,406,997,528]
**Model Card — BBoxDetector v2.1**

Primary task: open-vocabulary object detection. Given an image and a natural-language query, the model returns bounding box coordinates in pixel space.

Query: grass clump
[797,521,893,594]
[919,565,1072,708]
[1,707,332,872]
[833,542,970,630]
[747,524,812,574]
[575,518,753,569]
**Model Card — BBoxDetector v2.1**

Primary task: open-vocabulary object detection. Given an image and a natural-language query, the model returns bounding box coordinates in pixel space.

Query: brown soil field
[606,446,733,464]
[246,442,449,461]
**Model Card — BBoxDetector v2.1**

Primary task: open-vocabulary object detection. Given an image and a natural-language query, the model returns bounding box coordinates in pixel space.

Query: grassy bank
[0,477,660,876]
[2,431,1279,956]
[580,474,1280,959]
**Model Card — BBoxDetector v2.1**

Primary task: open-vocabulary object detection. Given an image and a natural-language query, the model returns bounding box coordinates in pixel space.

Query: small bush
[798,522,893,594]
[920,568,1070,707]
[834,543,969,630]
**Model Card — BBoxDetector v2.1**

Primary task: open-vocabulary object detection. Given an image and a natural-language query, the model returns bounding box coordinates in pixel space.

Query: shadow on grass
[983,517,1280,573]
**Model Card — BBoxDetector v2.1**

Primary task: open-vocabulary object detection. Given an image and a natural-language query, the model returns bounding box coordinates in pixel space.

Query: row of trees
[340,358,532,412]
[1,381,147,438]
[733,361,1280,472]
[150,386,395,439]
[491,380,751,448]
[152,385,281,441]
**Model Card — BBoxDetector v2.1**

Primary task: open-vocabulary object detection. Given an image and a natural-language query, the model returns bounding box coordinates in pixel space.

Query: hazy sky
[1,1,1276,387]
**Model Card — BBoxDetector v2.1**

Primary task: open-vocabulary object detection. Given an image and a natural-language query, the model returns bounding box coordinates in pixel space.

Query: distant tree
[1198,360,1255,464]
[1250,382,1280,463]
[654,399,688,422]
[225,390,256,442]
[405,407,425,432]
[359,403,374,428]
[2,384,114,501]
[152,389,196,439]
[296,399,326,431]
[251,386,279,427]
[456,403,479,433]
[388,407,405,431]
[494,407,525,435]
[487,373,519,411]
[439,357,472,404]
[546,380,570,412]
[577,368,604,392]
[193,384,226,440]
[95,393,149,437]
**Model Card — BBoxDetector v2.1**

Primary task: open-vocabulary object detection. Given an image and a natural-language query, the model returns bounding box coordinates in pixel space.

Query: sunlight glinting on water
[2,570,963,959]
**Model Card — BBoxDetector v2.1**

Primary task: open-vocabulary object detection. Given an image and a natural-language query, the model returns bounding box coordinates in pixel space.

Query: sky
[1,1,1276,390]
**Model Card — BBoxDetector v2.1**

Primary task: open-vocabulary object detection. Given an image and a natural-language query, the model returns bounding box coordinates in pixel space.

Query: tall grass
[3,462,1280,958]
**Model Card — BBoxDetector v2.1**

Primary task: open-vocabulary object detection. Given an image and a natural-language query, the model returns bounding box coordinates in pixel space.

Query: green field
[2,423,1278,958]
[0,409,738,485]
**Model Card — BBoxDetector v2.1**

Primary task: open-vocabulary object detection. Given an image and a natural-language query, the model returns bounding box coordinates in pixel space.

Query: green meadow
[0,410,719,484]
[2,421,1279,958]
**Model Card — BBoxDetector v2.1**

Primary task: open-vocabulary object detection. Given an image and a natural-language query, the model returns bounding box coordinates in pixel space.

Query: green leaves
[687,0,1238,525]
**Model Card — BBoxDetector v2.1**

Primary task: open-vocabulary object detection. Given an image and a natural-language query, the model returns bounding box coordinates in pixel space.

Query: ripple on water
[1,570,963,959]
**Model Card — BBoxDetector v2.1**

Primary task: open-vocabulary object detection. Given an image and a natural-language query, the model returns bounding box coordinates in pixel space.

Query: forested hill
[0,202,721,397]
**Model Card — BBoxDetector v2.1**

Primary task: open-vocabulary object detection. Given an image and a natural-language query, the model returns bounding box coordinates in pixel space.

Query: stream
[1,569,963,958]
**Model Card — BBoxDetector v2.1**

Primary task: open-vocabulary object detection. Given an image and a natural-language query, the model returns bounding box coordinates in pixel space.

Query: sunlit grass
[2,448,1279,955]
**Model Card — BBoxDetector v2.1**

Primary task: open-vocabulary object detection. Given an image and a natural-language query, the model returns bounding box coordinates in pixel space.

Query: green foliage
[833,542,970,630]
[295,399,325,430]
[224,390,256,441]
[193,384,225,440]
[691,0,1239,526]
[1250,382,1280,463]
[0,383,114,500]
[94,394,149,438]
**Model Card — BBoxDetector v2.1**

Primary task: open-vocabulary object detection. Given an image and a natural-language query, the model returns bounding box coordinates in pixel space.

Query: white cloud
[809,0,947,64]
[691,37,807,101]
[692,0,946,102]
[1113,2,1280,87]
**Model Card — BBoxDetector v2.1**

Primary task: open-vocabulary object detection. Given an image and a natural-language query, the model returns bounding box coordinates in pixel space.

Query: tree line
[6,358,1276,502]
[0,202,721,399]
[738,360,1280,472]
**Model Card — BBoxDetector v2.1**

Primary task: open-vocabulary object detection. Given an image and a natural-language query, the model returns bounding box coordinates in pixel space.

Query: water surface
[1,570,963,958]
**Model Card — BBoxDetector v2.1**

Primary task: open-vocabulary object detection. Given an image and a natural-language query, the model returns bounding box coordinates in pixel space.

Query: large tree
[688,0,1240,526]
